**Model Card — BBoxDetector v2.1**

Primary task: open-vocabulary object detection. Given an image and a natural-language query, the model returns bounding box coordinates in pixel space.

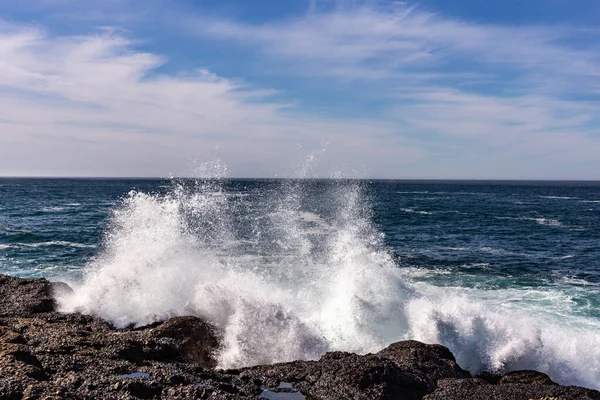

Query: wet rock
[151,316,220,368]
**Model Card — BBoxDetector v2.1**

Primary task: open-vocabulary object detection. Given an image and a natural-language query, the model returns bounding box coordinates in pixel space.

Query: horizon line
[1,176,599,182]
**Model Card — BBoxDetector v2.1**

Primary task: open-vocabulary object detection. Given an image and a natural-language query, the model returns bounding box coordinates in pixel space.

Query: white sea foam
[495,216,562,227]
[58,171,600,389]
[560,276,596,287]
[401,208,433,215]
[524,217,561,226]
[41,207,66,212]
[541,196,576,200]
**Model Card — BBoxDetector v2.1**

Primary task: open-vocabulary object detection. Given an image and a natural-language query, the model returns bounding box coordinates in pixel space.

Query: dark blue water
[1,178,599,387]
[2,179,598,288]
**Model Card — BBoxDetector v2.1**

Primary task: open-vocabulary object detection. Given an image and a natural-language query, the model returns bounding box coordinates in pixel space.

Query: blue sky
[0,0,599,178]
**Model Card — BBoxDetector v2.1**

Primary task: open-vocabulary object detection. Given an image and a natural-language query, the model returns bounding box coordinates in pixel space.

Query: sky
[0,0,599,179]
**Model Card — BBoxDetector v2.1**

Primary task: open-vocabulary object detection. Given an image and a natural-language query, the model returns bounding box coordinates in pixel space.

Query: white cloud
[1,1,599,179]
[189,4,600,91]
[0,22,426,177]
[183,3,600,179]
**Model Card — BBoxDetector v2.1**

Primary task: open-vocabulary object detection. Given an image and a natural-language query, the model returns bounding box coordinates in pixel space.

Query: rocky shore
[0,274,598,400]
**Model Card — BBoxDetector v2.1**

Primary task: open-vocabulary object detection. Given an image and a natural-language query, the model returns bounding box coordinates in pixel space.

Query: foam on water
[401,208,433,215]
[58,171,600,389]
[41,207,67,212]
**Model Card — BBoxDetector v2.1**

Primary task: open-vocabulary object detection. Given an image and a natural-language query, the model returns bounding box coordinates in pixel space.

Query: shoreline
[1,274,598,400]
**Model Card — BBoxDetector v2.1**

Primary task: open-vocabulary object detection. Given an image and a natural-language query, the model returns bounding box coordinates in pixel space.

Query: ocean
[1,177,599,388]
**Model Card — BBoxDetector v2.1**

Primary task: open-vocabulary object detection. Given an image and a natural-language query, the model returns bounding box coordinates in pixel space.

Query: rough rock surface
[424,377,600,400]
[0,274,598,399]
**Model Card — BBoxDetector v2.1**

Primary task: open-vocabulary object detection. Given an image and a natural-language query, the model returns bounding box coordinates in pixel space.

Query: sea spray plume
[211,178,413,367]
[308,181,412,352]
[57,165,413,367]
[59,160,233,327]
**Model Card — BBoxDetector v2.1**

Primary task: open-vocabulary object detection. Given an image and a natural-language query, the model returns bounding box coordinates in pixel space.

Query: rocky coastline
[0,274,598,400]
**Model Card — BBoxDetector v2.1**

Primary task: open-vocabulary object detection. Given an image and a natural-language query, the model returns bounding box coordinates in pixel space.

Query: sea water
[1,176,599,388]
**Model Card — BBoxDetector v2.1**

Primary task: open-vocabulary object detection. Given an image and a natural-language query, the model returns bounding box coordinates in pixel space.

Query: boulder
[377,340,471,391]
[151,316,220,368]
[0,274,56,317]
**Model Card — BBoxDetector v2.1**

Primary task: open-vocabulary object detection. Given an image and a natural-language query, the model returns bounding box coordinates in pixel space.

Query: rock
[377,340,471,391]
[242,341,471,399]
[424,378,600,400]
[122,380,163,398]
[499,370,557,385]
[151,316,220,368]
[0,274,56,317]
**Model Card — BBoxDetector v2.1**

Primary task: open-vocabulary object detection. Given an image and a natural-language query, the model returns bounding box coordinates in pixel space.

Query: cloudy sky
[1,0,599,179]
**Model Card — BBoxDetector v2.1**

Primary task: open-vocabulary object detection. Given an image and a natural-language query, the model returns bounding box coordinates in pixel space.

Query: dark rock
[424,377,600,400]
[122,379,163,398]
[242,341,472,400]
[475,370,501,384]
[0,274,56,317]
[151,316,220,368]
[377,340,471,391]
[498,370,557,385]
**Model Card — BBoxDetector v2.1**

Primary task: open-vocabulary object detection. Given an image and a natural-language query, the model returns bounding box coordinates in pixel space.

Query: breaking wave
[58,168,600,389]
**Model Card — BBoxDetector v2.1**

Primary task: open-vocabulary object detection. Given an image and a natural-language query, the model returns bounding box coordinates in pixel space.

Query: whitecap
[41,207,66,212]
[401,208,432,215]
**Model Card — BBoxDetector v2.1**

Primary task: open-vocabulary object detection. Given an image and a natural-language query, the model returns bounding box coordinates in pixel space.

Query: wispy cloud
[183,2,600,178]
[0,21,425,177]
[189,4,600,90]
[0,1,599,178]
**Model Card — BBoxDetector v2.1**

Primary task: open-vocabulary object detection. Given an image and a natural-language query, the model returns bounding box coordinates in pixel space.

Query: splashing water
[58,171,600,389]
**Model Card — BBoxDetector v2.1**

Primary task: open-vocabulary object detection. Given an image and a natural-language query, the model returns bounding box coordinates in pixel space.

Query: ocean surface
[1,177,599,388]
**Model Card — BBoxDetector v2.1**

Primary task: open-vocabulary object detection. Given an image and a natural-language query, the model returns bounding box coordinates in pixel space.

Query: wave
[57,172,600,389]
[401,208,433,215]
[41,207,66,212]
[494,216,562,227]
[559,276,596,287]
[540,196,576,200]
[529,217,562,227]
